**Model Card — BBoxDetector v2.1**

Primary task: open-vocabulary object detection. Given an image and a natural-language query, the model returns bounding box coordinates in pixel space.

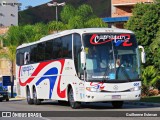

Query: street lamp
[47,1,65,32]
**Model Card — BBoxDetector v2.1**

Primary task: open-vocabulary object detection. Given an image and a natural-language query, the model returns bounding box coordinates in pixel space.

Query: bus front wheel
[112,101,123,108]
[33,87,41,105]
[68,88,81,109]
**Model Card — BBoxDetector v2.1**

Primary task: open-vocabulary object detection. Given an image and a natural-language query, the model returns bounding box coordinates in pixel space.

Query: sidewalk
[124,101,160,107]
[9,97,26,101]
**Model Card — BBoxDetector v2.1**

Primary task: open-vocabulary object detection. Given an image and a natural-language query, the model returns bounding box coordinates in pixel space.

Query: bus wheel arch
[26,85,34,105]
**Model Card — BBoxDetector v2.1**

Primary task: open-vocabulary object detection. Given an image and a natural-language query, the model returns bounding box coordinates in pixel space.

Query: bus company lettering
[90,34,132,46]
[21,65,34,76]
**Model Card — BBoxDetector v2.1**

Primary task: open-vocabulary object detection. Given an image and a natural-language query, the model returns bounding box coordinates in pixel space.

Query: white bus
[16,28,145,109]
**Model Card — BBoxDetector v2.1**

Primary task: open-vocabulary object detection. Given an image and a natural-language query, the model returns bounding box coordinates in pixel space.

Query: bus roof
[17,28,134,49]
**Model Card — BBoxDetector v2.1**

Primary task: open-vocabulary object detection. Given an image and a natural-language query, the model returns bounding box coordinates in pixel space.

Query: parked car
[0,86,9,102]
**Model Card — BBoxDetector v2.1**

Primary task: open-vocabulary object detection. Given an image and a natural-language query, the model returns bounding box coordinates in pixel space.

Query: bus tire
[26,87,33,105]
[68,87,81,109]
[33,87,41,105]
[58,100,69,106]
[6,98,9,102]
[112,101,123,108]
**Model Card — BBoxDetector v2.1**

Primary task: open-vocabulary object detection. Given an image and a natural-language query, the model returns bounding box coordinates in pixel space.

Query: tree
[0,45,16,98]
[141,66,160,96]
[60,4,108,29]
[125,3,160,93]
[76,4,95,21]
[48,21,66,33]
[125,3,160,66]
[125,3,160,46]
[150,26,160,68]
[60,5,75,24]
[67,16,84,29]
[85,18,108,28]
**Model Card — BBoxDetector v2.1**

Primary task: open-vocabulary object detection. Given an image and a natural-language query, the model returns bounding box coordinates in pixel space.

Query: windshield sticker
[90,34,132,46]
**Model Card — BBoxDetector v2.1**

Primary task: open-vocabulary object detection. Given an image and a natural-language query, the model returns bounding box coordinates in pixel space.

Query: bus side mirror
[138,46,146,63]
[24,52,30,64]
[80,50,86,69]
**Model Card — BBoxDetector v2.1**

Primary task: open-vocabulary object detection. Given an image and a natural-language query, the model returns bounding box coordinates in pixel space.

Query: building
[0,0,18,27]
[0,0,19,79]
[103,0,153,28]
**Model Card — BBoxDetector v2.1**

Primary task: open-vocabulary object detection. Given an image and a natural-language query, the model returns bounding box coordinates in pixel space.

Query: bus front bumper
[83,91,141,102]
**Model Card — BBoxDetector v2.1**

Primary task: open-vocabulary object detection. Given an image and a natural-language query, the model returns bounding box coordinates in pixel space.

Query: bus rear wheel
[26,88,33,105]
[112,101,123,108]
[68,88,81,109]
[33,87,41,105]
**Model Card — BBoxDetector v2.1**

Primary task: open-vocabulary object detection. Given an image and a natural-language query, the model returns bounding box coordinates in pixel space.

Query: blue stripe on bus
[36,67,58,98]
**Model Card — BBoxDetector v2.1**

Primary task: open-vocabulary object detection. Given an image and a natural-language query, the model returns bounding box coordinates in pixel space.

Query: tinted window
[16,50,20,65]
[45,40,53,60]
[61,35,72,58]
[52,35,72,59]
[17,35,73,64]
[30,45,37,63]
[16,47,30,66]
[37,42,45,62]
[53,38,62,59]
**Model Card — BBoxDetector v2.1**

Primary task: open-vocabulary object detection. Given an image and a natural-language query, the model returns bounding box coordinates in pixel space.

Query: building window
[11,14,15,17]
[0,13,3,16]
[0,24,4,27]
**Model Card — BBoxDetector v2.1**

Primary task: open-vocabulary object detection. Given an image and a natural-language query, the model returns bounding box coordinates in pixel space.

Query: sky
[18,0,51,10]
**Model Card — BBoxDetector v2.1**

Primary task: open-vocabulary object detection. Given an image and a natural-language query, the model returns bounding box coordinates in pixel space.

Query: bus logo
[113,85,118,90]
[90,34,132,46]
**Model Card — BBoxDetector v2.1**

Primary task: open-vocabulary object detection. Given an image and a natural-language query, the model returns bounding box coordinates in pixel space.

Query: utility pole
[47,0,65,32]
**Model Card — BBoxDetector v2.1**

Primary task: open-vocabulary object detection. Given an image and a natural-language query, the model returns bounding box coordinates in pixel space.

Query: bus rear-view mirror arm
[138,45,146,63]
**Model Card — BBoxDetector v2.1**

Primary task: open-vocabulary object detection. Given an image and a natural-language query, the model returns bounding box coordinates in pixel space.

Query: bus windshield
[83,33,140,82]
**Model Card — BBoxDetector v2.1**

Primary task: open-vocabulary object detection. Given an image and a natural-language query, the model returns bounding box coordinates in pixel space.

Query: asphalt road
[0,100,159,120]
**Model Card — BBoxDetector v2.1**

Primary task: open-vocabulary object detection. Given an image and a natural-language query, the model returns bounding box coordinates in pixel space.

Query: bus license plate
[112,95,121,99]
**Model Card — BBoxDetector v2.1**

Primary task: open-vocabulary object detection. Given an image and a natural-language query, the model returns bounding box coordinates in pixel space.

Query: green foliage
[3,4,107,48]
[4,26,24,46]
[7,45,17,62]
[48,21,67,32]
[4,23,48,47]
[67,16,84,29]
[142,66,160,87]
[85,18,108,28]
[60,5,76,24]
[125,3,160,94]
[60,4,108,29]
[18,0,111,25]
[141,66,160,96]
[150,26,160,69]
[76,4,94,21]
[125,3,160,46]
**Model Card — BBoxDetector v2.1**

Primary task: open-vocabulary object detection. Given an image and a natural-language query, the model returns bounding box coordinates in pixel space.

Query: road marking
[40,117,52,120]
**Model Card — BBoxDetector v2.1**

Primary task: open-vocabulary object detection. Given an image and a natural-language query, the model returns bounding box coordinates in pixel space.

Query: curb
[9,97,26,101]
[124,101,160,107]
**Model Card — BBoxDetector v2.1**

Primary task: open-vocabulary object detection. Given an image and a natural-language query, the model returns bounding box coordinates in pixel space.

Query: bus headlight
[130,86,141,91]
[86,87,101,92]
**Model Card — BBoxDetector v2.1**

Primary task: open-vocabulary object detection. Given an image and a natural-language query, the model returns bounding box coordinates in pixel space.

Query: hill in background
[18,0,111,25]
